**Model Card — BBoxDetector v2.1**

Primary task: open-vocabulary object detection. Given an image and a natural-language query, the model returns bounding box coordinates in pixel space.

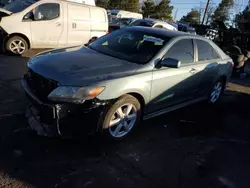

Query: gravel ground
[1,50,250,188]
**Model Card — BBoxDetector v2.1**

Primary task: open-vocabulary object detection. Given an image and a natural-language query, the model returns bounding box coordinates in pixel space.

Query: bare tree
[205,4,216,25]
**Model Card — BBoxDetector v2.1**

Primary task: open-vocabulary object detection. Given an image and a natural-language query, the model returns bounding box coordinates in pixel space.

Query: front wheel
[99,95,142,139]
[6,36,28,55]
[208,80,224,103]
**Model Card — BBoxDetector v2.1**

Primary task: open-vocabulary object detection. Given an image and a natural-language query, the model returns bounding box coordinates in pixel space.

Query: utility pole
[202,0,211,25]
[174,9,178,21]
[199,2,203,24]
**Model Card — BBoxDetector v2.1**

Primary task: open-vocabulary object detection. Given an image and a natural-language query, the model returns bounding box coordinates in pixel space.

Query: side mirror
[161,58,181,68]
[23,11,34,21]
[85,37,98,46]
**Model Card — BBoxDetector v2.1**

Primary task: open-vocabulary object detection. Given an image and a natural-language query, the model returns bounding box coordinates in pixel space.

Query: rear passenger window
[196,40,221,61]
[165,39,194,64]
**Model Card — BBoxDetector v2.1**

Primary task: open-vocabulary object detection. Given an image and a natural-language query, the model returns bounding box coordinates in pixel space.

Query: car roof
[144,18,162,22]
[125,26,201,38]
[135,18,165,24]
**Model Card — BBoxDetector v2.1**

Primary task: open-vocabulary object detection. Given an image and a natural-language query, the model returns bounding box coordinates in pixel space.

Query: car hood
[0,8,12,15]
[28,46,140,86]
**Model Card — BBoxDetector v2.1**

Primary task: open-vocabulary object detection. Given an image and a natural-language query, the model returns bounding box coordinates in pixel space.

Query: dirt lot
[1,50,250,188]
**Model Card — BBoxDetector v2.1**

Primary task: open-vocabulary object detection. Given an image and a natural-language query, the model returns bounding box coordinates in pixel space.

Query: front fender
[96,71,153,105]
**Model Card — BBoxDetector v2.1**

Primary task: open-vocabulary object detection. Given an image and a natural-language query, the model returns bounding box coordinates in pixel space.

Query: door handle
[72,23,77,28]
[56,22,61,27]
[189,68,197,74]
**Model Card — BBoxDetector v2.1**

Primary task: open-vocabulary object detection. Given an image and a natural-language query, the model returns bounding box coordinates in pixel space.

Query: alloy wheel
[109,103,137,138]
[9,40,26,54]
[210,81,223,103]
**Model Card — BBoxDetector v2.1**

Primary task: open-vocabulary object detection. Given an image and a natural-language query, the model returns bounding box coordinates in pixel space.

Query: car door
[194,39,221,96]
[29,3,64,48]
[149,39,201,113]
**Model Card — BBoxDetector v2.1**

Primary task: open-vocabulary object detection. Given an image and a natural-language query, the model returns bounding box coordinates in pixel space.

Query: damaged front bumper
[22,79,110,138]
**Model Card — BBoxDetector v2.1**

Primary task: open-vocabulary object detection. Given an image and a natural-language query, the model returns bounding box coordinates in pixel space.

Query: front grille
[25,69,58,101]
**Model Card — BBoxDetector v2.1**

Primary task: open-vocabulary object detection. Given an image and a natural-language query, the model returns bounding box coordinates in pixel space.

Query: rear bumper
[22,79,110,138]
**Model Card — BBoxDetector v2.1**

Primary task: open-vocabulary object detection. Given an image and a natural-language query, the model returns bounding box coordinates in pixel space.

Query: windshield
[3,0,39,13]
[89,29,170,64]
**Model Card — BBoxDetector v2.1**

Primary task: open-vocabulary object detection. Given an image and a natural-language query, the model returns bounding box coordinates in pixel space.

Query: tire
[99,94,142,140]
[6,36,28,55]
[208,79,225,104]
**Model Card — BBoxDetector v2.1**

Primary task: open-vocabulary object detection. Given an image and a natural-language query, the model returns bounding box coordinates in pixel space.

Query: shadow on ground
[1,90,250,188]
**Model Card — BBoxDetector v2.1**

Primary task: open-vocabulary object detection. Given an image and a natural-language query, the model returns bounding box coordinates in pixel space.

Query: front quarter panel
[96,66,153,108]
[1,13,31,41]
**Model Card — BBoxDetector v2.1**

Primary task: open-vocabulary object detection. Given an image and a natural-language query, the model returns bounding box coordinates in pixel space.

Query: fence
[192,24,250,51]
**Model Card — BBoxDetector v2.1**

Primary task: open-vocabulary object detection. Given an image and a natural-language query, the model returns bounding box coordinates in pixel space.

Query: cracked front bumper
[26,105,58,137]
[22,79,110,138]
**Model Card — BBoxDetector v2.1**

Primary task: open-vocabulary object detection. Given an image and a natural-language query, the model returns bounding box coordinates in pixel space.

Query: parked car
[108,18,137,33]
[112,18,137,27]
[107,10,143,19]
[166,21,178,30]
[129,19,178,31]
[0,0,108,55]
[186,27,196,34]
[108,24,121,33]
[22,27,233,139]
[177,22,196,34]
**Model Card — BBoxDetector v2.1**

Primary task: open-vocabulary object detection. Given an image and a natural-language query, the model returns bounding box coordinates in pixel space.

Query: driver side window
[34,3,60,21]
[23,3,60,21]
[165,39,194,64]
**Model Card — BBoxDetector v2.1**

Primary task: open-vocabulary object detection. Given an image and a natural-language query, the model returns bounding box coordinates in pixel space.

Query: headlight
[48,86,105,104]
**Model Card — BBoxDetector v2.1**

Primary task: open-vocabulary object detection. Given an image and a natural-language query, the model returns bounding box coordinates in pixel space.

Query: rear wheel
[99,95,142,139]
[6,36,28,55]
